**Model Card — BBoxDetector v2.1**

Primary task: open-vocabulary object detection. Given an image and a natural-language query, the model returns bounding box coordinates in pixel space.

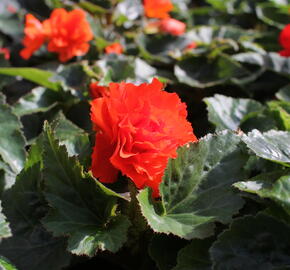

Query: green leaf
[0,68,60,91]
[97,54,135,82]
[0,93,26,174]
[137,131,247,239]
[268,101,290,131]
[0,202,11,239]
[210,214,290,269]
[149,235,186,270]
[0,162,71,270]
[0,256,17,270]
[172,238,213,270]
[175,54,248,88]
[12,87,58,117]
[233,52,290,76]
[51,112,90,159]
[256,2,289,29]
[42,123,130,256]
[276,85,290,102]
[234,171,290,215]
[242,129,290,166]
[204,94,263,131]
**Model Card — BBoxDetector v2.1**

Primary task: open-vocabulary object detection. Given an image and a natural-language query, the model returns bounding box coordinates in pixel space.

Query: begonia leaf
[0,256,17,270]
[0,68,60,91]
[51,112,90,159]
[138,131,247,239]
[0,93,26,174]
[172,238,213,270]
[12,87,58,116]
[242,129,290,166]
[0,160,71,270]
[175,54,248,88]
[148,234,186,270]
[233,52,290,76]
[41,123,130,256]
[204,94,263,131]
[210,214,290,270]
[234,171,290,215]
[0,202,11,239]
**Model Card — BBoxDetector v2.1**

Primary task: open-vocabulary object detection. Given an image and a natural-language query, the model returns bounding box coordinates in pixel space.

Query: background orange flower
[45,9,93,62]
[90,78,197,197]
[105,43,123,55]
[20,14,47,60]
[143,0,173,19]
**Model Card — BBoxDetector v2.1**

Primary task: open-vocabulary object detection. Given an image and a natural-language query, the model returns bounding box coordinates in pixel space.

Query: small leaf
[0,256,17,270]
[138,131,247,239]
[210,214,290,270]
[0,93,26,174]
[234,171,290,215]
[42,123,130,256]
[242,129,290,166]
[0,68,60,91]
[172,238,213,270]
[204,94,263,131]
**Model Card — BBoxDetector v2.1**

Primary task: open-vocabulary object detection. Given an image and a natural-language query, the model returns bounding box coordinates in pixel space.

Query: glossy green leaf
[42,123,130,256]
[256,3,289,29]
[138,131,247,239]
[12,87,58,116]
[210,214,290,270]
[0,13,22,36]
[0,202,11,239]
[204,94,263,131]
[172,238,213,270]
[51,112,90,159]
[234,171,290,215]
[0,256,17,270]
[242,129,290,166]
[175,54,248,88]
[268,101,290,131]
[233,52,290,75]
[0,68,60,91]
[0,162,71,270]
[0,93,26,174]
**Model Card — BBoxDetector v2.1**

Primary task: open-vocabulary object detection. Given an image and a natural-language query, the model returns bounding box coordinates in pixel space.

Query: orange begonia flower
[143,0,173,19]
[279,24,290,57]
[20,9,93,62]
[90,78,197,197]
[20,14,47,60]
[45,9,93,62]
[159,18,186,36]
[105,43,123,55]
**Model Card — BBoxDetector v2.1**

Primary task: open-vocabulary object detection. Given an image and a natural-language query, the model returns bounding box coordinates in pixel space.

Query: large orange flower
[44,9,93,62]
[90,78,197,197]
[279,24,290,57]
[143,0,173,19]
[20,14,47,60]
